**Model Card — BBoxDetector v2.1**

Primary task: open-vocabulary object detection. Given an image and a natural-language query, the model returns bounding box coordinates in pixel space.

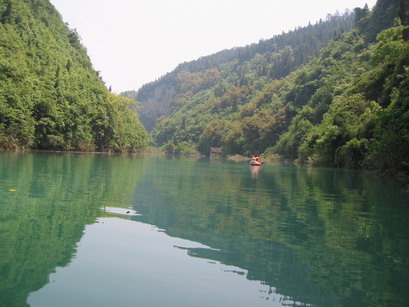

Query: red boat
[249,160,263,166]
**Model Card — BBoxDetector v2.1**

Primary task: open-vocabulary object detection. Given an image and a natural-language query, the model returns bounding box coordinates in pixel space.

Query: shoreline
[1,149,408,177]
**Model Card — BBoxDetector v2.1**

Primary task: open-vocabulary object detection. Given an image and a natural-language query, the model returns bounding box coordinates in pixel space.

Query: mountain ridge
[126,0,409,174]
[123,11,355,131]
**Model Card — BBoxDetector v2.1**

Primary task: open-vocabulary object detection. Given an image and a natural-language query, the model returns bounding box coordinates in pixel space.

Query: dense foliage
[124,11,356,131]
[271,0,409,174]
[130,0,408,174]
[0,0,147,152]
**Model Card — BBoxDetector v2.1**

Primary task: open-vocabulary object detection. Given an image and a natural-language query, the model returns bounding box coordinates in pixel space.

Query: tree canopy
[0,0,148,152]
[130,0,409,174]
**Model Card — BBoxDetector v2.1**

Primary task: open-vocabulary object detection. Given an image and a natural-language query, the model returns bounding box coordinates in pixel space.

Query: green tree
[0,0,147,152]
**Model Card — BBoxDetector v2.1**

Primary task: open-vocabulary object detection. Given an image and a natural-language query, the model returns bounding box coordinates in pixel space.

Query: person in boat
[251,155,260,163]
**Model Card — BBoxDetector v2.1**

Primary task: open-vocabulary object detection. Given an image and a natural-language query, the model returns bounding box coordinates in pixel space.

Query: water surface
[0,152,408,306]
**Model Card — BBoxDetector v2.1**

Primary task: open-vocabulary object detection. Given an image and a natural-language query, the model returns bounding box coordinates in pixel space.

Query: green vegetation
[124,11,355,132]
[130,0,409,174]
[0,0,147,152]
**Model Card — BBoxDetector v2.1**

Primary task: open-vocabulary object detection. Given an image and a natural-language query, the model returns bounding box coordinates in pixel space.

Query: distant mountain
[125,0,409,174]
[0,0,147,152]
[124,12,355,132]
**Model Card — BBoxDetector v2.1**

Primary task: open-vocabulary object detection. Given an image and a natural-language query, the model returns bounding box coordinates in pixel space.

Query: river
[0,152,408,307]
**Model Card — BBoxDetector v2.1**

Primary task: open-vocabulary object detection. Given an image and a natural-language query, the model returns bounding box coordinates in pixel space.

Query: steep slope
[129,0,408,174]
[270,0,409,174]
[125,12,355,132]
[0,0,147,152]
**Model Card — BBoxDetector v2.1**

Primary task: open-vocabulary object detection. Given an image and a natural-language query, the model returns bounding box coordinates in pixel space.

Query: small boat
[249,160,263,166]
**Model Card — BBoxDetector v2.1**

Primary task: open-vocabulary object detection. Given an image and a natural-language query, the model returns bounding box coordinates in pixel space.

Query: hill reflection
[132,158,409,307]
[1,154,408,307]
[0,152,145,307]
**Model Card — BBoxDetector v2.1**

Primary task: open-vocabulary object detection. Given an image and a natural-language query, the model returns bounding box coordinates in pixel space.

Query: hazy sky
[49,0,377,93]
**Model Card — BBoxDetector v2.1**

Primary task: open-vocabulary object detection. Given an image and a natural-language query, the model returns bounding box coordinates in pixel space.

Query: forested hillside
[124,12,356,131]
[0,0,147,152]
[128,0,409,174]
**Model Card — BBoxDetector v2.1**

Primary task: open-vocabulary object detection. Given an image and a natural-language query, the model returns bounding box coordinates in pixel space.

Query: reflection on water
[251,165,262,178]
[0,153,408,307]
[133,158,409,307]
[29,218,297,307]
[0,152,146,307]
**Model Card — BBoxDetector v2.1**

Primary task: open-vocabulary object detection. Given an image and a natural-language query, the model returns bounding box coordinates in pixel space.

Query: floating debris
[100,206,140,216]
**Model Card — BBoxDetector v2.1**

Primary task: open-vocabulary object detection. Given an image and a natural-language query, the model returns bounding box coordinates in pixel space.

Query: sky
[49,0,377,93]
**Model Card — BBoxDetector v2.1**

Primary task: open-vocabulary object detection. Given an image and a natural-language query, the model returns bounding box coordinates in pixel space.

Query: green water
[0,152,408,307]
